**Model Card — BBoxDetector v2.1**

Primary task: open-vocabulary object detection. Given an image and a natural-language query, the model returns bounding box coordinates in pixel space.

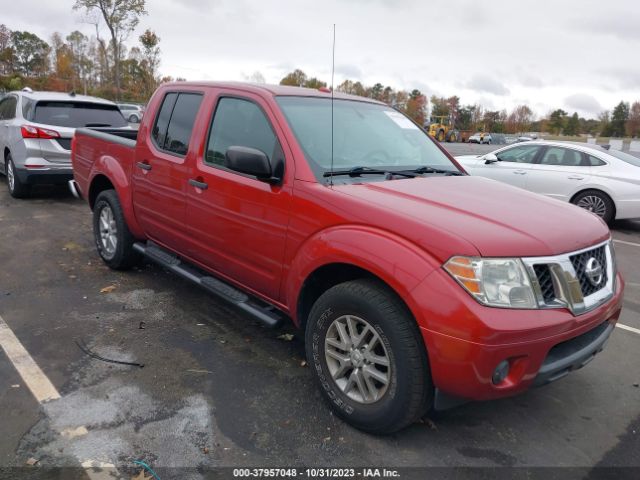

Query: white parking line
[613,238,640,248]
[0,314,117,477]
[617,323,640,335]
[0,315,60,403]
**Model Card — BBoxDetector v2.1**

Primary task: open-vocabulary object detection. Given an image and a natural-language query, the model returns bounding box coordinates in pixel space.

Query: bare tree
[74,0,147,99]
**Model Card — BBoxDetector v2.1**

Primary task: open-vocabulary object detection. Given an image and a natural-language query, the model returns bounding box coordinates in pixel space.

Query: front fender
[89,156,145,239]
[285,225,442,327]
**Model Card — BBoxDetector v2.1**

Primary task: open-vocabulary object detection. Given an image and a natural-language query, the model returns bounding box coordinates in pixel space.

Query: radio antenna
[329,24,336,187]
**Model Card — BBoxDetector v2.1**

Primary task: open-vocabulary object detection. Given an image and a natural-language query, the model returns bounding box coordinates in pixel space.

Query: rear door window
[32,101,127,128]
[163,93,203,155]
[152,93,177,148]
[539,147,585,166]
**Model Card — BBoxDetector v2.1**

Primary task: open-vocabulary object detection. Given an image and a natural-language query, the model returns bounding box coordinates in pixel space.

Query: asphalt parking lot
[0,143,639,479]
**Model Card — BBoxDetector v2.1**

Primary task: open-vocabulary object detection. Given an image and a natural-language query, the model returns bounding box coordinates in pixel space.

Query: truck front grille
[570,245,608,297]
[533,264,555,303]
[525,241,615,315]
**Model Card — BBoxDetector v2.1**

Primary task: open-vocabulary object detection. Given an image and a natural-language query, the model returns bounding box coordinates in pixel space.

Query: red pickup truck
[71,82,624,433]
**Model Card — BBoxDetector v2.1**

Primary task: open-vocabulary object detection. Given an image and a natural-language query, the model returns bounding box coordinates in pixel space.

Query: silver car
[0,89,128,198]
[117,103,145,123]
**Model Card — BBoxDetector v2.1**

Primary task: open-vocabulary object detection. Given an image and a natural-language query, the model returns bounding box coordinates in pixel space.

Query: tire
[436,130,445,142]
[305,279,432,434]
[5,154,30,198]
[571,189,615,225]
[93,189,140,269]
[128,114,138,123]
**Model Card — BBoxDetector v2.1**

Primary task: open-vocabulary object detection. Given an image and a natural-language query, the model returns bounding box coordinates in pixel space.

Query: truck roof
[160,81,386,105]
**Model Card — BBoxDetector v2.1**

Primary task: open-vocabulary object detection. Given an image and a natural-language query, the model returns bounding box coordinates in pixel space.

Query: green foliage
[564,112,580,136]
[610,101,629,137]
[280,69,307,86]
[8,76,22,90]
[10,31,49,77]
[548,109,567,134]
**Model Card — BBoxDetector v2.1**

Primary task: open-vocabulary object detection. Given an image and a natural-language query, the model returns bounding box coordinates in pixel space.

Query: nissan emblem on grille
[585,257,604,287]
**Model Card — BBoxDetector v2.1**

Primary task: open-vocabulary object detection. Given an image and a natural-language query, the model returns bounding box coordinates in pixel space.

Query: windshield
[31,101,128,128]
[606,149,640,167]
[275,96,459,180]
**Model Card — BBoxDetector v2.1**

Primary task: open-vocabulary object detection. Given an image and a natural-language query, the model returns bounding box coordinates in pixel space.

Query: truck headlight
[444,256,537,309]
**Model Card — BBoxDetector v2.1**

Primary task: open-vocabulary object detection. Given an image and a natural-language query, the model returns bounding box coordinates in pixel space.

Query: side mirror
[484,153,499,164]
[225,146,278,182]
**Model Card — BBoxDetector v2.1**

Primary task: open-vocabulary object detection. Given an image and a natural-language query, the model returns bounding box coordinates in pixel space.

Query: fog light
[492,360,510,385]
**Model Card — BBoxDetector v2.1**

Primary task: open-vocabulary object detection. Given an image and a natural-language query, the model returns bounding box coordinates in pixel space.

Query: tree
[336,79,354,94]
[0,24,12,75]
[548,109,567,135]
[74,0,147,99]
[280,69,307,86]
[245,71,265,84]
[507,104,533,134]
[67,30,93,94]
[10,31,49,76]
[430,96,449,117]
[598,111,612,137]
[626,101,640,138]
[305,77,326,89]
[610,101,629,137]
[138,29,160,98]
[405,90,427,125]
[370,82,384,100]
[564,112,580,136]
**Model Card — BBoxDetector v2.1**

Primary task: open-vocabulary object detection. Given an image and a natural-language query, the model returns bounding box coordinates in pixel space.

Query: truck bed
[72,127,139,200]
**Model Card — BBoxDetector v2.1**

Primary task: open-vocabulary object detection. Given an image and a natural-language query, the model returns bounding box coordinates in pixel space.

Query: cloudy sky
[3,0,639,118]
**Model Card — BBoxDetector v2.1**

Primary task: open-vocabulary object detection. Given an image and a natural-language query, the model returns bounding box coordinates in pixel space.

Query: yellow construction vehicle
[426,115,458,142]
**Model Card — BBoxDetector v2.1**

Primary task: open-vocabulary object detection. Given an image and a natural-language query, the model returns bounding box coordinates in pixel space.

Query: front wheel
[305,279,432,434]
[93,189,140,269]
[572,189,615,225]
[128,114,138,123]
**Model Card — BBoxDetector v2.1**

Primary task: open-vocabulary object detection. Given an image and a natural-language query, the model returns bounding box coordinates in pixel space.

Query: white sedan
[455,141,640,224]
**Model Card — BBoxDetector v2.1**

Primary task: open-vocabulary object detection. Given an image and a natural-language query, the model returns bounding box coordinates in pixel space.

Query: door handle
[567,175,584,180]
[136,161,151,171]
[189,178,208,190]
[513,170,527,175]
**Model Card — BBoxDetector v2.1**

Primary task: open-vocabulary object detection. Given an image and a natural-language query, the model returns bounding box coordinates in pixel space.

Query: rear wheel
[436,130,445,142]
[6,154,30,198]
[93,189,140,269]
[305,279,432,434]
[572,189,615,225]
[128,114,138,123]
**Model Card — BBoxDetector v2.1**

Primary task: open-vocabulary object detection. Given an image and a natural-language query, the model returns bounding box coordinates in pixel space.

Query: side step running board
[133,242,283,328]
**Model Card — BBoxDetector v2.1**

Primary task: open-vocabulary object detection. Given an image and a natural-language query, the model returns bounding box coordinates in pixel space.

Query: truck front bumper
[413,268,625,407]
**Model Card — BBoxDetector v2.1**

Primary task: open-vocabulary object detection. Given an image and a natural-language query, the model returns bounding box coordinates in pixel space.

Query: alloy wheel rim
[99,205,118,257]
[7,162,14,191]
[577,195,607,217]
[324,315,391,404]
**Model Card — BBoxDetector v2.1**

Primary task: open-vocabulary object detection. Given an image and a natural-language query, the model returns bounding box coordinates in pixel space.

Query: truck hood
[335,176,609,259]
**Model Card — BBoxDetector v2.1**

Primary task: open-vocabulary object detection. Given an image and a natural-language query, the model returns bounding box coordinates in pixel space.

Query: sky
[2,0,639,119]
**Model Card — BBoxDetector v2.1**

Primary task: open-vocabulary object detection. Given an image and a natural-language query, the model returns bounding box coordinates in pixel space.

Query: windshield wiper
[323,166,416,178]
[403,166,466,176]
